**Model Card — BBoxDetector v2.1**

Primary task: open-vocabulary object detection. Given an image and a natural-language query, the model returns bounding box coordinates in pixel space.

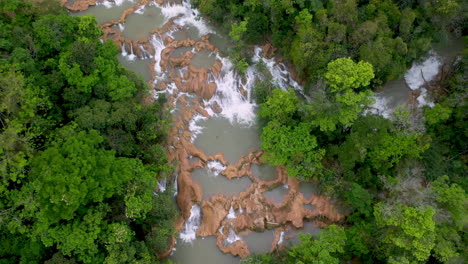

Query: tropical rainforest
[0,1,177,263]
[0,0,467,264]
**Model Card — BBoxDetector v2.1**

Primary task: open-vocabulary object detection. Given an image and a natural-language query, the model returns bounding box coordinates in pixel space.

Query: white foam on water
[121,43,128,56]
[252,46,302,92]
[118,23,125,32]
[99,0,131,8]
[134,5,145,14]
[209,56,256,125]
[227,205,236,219]
[150,35,166,79]
[158,0,213,37]
[121,43,136,61]
[277,231,285,245]
[417,88,435,108]
[226,227,241,244]
[188,114,208,142]
[157,178,167,192]
[368,93,392,118]
[207,160,226,176]
[405,51,441,91]
[128,42,136,61]
[180,205,201,243]
[139,45,153,59]
[173,173,178,197]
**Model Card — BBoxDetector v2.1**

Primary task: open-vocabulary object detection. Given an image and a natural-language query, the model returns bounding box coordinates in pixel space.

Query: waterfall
[206,160,226,176]
[173,173,178,197]
[180,205,201,243]
[277,231,285,245]
[209,56,256,125]
[188,114,207,142]
[150,35,166,80]
[128,42,136,61]
[227,205,236,219]
[226,227,241,244]
[157,178,167,193]
[159,0,213,36]
[252,46,302,92]
[405,51,441,91]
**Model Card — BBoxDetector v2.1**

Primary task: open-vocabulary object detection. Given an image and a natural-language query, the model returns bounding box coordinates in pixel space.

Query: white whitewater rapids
[115,0,306,244]
[179,205,201,243]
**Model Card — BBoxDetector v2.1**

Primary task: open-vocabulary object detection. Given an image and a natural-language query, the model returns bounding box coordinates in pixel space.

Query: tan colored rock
[210,101,222,114]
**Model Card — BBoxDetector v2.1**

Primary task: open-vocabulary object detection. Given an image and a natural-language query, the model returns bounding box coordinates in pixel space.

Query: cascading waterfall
[101,0,133,8]
[179,205,201,243]
[404,51,441,108]
[159,0,213,36]
[150,35,166,80]
[157,178,167,193]
[227,205,236,219]
[206,160,227,176]
[277,231,285,245]
[252,46,302,92]
[226,227,241,244]
[208,56,257,124]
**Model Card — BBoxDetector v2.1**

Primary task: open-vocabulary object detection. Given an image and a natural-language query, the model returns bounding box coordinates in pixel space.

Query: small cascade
[134,5,145,14]
[180,205,201,243]
[188,114,208,142]
[118,23,125,32]
[139,44,152,59]
[226,227,241,244]
[238,204,244,214]
[159,0,213,37]
[206,160,226,176]
[173,173,178,197]
[210,57,256,125]
[157,178,167,193]
[368,93,392,118]
[277,231,285,245]
[417,88,435,108]
[405,51,441,91]
[101,0,131,8]
[121,43,128,57]
[128,42,136,61]
[150,35,166,80]
[227,205,236,219]
[252,46,302,92]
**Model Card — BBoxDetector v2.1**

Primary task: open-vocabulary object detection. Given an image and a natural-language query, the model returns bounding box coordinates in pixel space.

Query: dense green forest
[195,0,464,86]
[190,0,468,263]
[0,0,466,263]
[0,1,177,263]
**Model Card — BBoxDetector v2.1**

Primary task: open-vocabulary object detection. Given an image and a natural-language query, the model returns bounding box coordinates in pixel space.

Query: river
[68,0,462,263]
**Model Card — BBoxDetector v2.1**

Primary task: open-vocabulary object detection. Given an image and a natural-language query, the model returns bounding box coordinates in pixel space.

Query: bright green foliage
[229,20,248,42]
[305,58,375,131]
[0,2,174,262]
[374,203,436,262]
[194,0,464,83]
[344,183,373,218]
[324,58,374,92]
[29,129,141,224]
[288,225,346,264]
[424,104,452,125]
[258,88,299,124]
[261,121,324,178]
[331,115,428,187]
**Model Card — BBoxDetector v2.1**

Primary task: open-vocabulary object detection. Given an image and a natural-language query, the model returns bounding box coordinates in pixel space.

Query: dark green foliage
[0,1,175,263]
[195,0,465,84]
